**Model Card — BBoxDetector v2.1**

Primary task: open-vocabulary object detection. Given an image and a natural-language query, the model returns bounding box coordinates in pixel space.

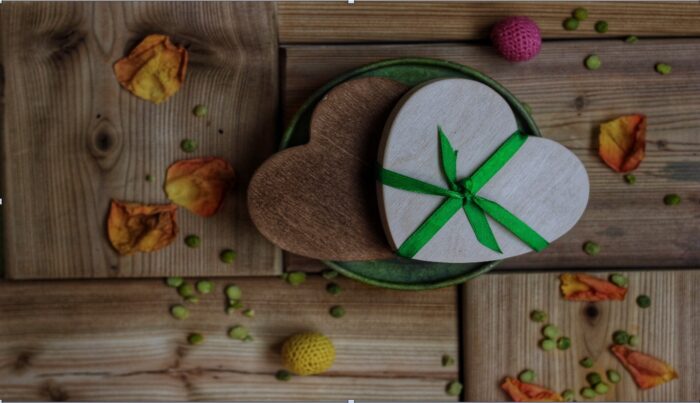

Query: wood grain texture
[278,2,700,44]
[249,78,404,261]
[0,3,280,278]
[0,276,458,401]
[379,78,589,263]
[462,270,699,401]
[283,39,700,270]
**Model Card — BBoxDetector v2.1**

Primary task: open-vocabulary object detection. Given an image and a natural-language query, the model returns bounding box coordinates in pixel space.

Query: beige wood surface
[0,276,458,401]
[0,3,280,279]
[283,38,700,270]
[277,2,700,44]
[462,270,699,401]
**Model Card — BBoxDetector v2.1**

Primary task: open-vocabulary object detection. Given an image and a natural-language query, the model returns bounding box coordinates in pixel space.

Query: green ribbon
[378,127,549,258]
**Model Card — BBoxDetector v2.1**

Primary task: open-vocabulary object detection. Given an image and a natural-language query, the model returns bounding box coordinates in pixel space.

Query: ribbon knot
[378,126,550,259]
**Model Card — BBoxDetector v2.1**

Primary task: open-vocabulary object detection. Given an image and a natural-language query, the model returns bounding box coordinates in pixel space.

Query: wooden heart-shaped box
[378,78,589,263]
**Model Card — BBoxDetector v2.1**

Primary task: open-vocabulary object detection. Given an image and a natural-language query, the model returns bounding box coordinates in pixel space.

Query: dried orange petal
[107,200,178,255]
[113,34,188,104]
[501,377,563,402]
[560,273,627,301]
[611,345,678,389]
[165,157,235,217]
[598,114,646,172]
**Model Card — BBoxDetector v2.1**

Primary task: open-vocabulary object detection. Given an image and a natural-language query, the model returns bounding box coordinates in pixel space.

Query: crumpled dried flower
[164,157,235,217]
[113,34,188,104]
[611,345,678,389]
[560,273,627,301]
[598,114,646,172]
[501,377,563,402]
[107,200,178,255]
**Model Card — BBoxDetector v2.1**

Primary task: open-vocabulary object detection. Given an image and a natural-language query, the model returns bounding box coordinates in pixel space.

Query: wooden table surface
[1,2,699,401]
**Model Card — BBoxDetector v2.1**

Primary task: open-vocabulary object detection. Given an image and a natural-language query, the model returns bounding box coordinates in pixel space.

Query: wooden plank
[462,270,699,401]
[278,2,700,44]
[0,3,280,278]
[282,39,700,270]
[0,276,458,401]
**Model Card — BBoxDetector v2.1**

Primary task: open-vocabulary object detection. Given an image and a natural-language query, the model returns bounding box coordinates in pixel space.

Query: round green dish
[281,58,541,290]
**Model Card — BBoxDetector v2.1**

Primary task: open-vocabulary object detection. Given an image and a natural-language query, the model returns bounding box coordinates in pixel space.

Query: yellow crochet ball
[282,332,336,375]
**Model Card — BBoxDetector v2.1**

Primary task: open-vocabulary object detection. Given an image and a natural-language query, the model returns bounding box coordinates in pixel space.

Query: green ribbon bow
[378,127,549,258]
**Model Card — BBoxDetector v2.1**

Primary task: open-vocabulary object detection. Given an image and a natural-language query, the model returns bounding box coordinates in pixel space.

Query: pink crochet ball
[490,16,542,62]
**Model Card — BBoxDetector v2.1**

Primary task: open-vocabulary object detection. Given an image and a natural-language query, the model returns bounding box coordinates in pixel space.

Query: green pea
[184,235,201,248]
[170,304,189,320]
[445,380,463,396]
[562,389,575,402]
[145,174,154,182]
[585,55,602,70]
[178,282,196,298]
[195,280,213,294]
[326,282,342,296]
[624,174,636,184]
[228,325,249,340]
[636,294,651,308]
[242,308,255,318]
[628,334,640,347]
[321,269,339,280]
[594,382,609,395]
[286,271,307,286]
[275,369,292,381]
[180,138,198,153]
[610,273,628,288]
[581,387,596,399]
[595,20,609,33]
[586,372,602,386]
[573,7,589,21]
[656,63,672,75]
[225,285,242,300]
[228,299,244,310]
[188,333,204,345]
[166,277,184,288]
[580,357,594,368]
[557,336,572,350]
[542,324,559,339]
[220,249,236,264]
[330,305,346,318]
[583,241,600,256]
[185,296,199,304]
[442,354,455,367]
[563,18,579,31]
[626,35,639,44]
[606,369,621,384]
[530,310,547,323]
[663,194,680,205]
[540,339,556,351]
[193,104,208,117]
[518,369,536,383]
[613,330,630,345]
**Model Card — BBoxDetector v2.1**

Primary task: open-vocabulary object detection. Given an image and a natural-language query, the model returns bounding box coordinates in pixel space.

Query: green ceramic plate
[281,58,541,290]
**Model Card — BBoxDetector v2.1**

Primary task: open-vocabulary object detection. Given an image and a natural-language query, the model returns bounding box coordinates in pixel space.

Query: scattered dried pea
[185,296,200,304]
[286,271,307,286]
[329,305,346,318]
[656,63,672,75]
[242,308,255,318]
[321,269,339,280]
[594,382,609,395]
[275,369,292,381]
[542,324,560,339]
[586,372,602,386]
[228,325,249,340]
[581,387,596,399]
[166,277,184,288]
[326,282,342,296]
[185,235,201,248]
[540,339,556,351]
[180,138,198,153]
[228,300,244,310]
[562,389,575,402]
[188,333,204,345]
[193,104,208,117]
[626,35,639,44]
[225,285,242,300]
[595,20,609,33]
[629,334,640,347]
[583,241,600,256]
[613,330,630,345]
[563,17,580,31]
[530,310,547,323]
[196,280,213,294]
[445,380,463,396]
[636,294,651,308]
[580,357,594,368]
[585,54,602,70]
[610,273,628,288]
[170,304,189,320]
[607,369,621,384]
[624,174,636,184]
[220,249,236,264]
[557,336,572,350]
[663,194,681,205]
[519,369,536,383]
[573,7,589,21]
[178,282,196,298]
[442,354,456,367]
